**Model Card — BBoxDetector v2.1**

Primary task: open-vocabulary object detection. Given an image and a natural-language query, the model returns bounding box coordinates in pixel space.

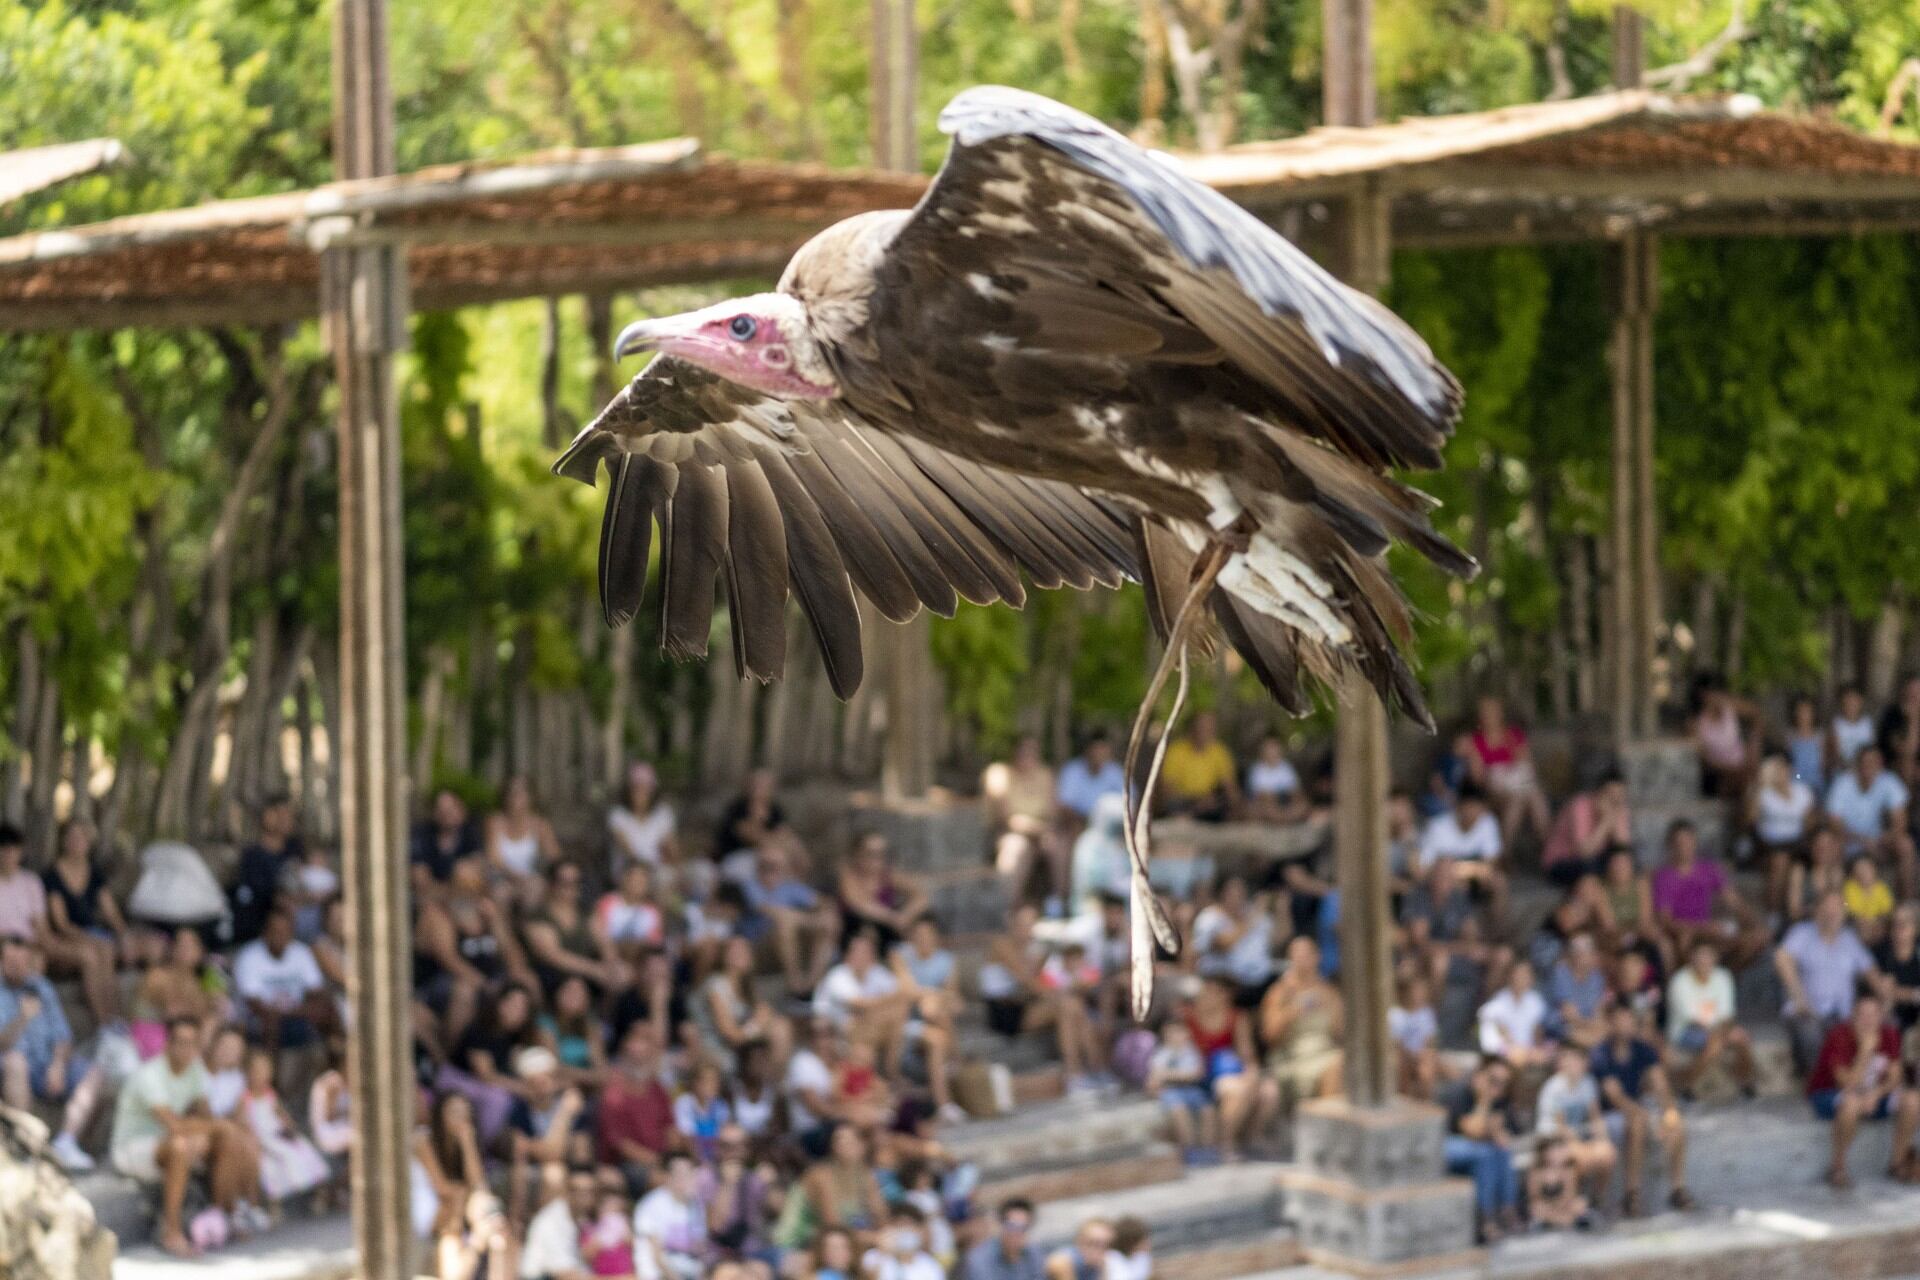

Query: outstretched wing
[554,356,1138,698]
[897,85,1463,473]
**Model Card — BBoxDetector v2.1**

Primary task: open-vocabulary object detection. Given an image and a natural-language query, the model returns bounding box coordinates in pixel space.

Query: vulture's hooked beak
[613,317,673,361]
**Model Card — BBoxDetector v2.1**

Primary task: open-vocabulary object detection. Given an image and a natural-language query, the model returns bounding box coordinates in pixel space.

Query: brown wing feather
[556,356,1147,696]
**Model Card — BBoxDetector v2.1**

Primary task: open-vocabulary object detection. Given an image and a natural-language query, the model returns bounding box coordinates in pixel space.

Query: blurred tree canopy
[2,0,1919,848]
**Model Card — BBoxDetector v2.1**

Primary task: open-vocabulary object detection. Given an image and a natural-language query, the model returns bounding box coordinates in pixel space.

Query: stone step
[1154,1229,1302,1280]
[1632,802,1728,864]
[924,867,1013,938]
[1622,739,1706,810]
[944,1095,1164,1178]
[1009,1065,1066,1106]
[980,1143,1186,1206]
[957,1024,1057,1074]
[1030,1161,1288,1253]
[846,796,991,875]
[75,1169,148,1247]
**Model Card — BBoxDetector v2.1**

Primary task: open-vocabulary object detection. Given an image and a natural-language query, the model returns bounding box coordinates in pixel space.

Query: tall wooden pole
[328,0,414,1273]
[1608,5,1659,742]
[870,0,936,802]
[1322,0,1394,1110]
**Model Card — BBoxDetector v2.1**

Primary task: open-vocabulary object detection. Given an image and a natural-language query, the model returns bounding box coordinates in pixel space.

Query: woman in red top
[1469,697,1550,855]
[1185,976,1275,1161]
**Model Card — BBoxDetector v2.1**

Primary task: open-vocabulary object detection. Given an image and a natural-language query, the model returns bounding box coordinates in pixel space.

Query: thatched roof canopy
[3,92,1918,332]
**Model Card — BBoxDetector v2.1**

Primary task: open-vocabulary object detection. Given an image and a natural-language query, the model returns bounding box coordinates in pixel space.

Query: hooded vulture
[556,84,1472,729]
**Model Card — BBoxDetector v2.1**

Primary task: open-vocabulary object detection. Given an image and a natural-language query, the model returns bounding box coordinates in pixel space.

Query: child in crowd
[1846,856,1895,947]
[1147,1019,1217,1163]
[284,843,341,942]
[204,1026,248,1119]
[241,1047,331,1204]
[1526,1137,1593,1231]
[584,1189,635,1277]
[1389,976,1441,1099]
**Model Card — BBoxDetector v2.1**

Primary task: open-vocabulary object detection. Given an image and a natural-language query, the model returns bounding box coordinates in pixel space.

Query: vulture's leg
[1122,536,1233,1019]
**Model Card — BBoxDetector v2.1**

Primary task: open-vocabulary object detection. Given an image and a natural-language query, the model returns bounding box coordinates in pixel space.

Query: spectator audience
[1541,771,1631,889]
[1831,686,1878,773]
[487,777,561,904]
[30,681,1920,1265]
[1441,1057,1521,1242]
[984,736,1064,913]
[1825,744,1917,899]
[0,935,106,1170]
[610,762,681,871]
[1809,994,1913,1189]
[1243,735,1309,825]
[1650,820,1766,970]
[1054,734,1125,829]
[1592,1004,1692,1213]
[111,1016,261,1258]
[1465,698,1550,854]
[1157,711,1238,822]
[1667,940,1756,1096]
[1776,889,1878,1076]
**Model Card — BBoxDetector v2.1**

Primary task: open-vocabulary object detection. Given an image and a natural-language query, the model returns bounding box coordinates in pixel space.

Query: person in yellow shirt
[1844,856,1895,948]
[1159,711,1239,822]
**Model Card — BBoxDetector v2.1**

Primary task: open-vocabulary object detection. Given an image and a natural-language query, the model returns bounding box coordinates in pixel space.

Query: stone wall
[0,1107,114,1280]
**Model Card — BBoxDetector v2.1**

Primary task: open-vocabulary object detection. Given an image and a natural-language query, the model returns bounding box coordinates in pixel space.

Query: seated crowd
[8,679,1920,1267]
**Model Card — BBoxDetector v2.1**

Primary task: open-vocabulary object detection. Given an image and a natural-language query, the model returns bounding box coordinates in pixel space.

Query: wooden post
[1608,6,1660,740]
[870,0,918,173]
[1322,0,1393,1110]
[328,0,414,1273]
[869,0,936,802]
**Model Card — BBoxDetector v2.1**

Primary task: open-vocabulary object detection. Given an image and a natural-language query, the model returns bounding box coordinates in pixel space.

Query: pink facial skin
[615,305,837,400]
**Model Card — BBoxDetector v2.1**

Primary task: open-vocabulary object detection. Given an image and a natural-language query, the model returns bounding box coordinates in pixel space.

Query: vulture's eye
[728,316,758,341]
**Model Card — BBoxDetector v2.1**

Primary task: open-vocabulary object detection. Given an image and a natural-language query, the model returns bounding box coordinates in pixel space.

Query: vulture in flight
[555,86,1472,1005]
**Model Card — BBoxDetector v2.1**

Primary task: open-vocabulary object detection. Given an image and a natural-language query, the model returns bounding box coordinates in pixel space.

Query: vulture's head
[613,293,838,400]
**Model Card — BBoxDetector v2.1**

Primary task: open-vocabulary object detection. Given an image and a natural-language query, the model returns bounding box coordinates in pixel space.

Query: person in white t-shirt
[1477,960,1549,1068]
[1825,745,1918,898]
[814,931,912,1080]
[233,908,336,1049]
[1830,686,1878,772]
[632,1153,708,1280]
[519,1165,597,1280]
[1419,787,1508,923]
[1244,735,1308,824]
[1190,875,1276,996]
[1666,938,1756,1096]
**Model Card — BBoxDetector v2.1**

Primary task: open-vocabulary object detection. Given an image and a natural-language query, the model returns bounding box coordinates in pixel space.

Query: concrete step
[957,1023,1057,1074]
[925,867,1013,937]
[846,796,992,876]
[1030,1161,1288,1253]
[1154,1229,1302,1280]
[945,1094,1164,1179]
[981,1143,1186,1206]
[1010,1065,1066,1106]
[76,1169,148,1246]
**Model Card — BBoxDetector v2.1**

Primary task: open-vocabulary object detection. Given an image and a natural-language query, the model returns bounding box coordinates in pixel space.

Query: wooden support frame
[330,0,415,1274]
[1322,0,1396,1112]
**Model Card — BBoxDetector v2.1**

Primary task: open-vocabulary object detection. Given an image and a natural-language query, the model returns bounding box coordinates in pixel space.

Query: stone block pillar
[1622,737,1725,862]
[1278,1098,1479,1274]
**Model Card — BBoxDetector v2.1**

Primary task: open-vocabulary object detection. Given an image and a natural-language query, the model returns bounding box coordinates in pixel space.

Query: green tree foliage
[4,0,1920,821]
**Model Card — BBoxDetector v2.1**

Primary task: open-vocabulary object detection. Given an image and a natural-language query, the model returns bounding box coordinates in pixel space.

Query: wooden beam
[329,0,415,1276]
[870,0,918,174]
[1322,0,1394,1112]
[297,214,839,252]
[868,0,937,803]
